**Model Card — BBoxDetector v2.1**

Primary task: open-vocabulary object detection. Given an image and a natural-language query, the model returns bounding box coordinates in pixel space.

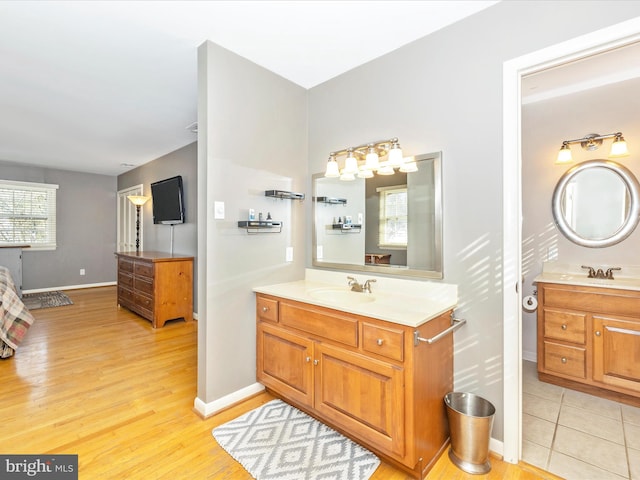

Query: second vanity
[535,264,640,406]
[253,269,458,479]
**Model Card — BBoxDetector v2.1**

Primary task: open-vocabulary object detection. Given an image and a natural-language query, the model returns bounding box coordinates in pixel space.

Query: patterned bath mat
[22,291,73,310]
[212,399,380,480]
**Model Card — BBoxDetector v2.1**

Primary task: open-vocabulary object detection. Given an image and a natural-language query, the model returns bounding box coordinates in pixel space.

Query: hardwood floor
[0,286,561,479]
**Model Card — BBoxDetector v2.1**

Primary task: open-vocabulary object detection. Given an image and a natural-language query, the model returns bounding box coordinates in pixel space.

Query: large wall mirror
[552,159,640,247]
[312,151,443,278]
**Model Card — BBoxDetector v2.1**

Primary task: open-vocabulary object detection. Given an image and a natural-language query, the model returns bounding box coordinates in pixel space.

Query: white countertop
[534,262,640,291]
[253,269,458,328]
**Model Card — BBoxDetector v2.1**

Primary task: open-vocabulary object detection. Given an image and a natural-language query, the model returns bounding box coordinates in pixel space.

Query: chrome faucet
[347,276,376,293]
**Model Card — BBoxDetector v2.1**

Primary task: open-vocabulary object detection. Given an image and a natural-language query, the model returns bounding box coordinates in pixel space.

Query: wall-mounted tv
[150,175,185,225]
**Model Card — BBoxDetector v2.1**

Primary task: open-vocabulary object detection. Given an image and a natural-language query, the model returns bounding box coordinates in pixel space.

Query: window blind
[0,179,58,250]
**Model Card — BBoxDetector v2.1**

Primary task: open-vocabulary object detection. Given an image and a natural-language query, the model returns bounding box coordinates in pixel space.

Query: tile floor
[522,360,640,479]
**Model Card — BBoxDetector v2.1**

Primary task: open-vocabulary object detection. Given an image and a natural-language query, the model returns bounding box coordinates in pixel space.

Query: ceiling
[0,0,499,176]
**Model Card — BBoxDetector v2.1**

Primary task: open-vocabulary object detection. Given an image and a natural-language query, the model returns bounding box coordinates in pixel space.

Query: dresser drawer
[119,257,134,273]
[257,295,278,323]
[544,309,586,344]
[134,277,154,296]
[280,301,358,347]
[544,341,586,379]
[118,272,133,288]
[118,285,134,305]
[134,261,154,278]
[134,292,154,313]
[362,323,404,362]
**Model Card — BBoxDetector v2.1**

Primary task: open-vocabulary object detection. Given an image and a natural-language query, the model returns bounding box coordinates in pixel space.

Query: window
[377,185,408,249]
[0,180,58,250]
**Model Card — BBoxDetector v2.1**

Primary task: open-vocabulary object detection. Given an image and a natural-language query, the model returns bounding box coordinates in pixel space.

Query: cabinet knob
[377,338,384,346]
[305,356,311,363]
[561,357,567,364]
[561,324,567,330]
[313,359,319,366]
[262,306,269,313]
[595,331,601,337]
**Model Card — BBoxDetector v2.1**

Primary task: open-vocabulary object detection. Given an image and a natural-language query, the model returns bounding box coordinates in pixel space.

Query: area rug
[212,399,380,480]
[22,291,73,310]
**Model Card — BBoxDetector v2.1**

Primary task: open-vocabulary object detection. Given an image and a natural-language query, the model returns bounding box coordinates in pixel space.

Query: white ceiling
[0,0,499,176]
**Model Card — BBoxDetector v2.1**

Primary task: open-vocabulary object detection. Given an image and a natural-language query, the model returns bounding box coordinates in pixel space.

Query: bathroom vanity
[535,268,640,406]
[254,271,458,479]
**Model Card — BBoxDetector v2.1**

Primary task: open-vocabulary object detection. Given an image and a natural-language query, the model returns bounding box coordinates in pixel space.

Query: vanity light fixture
[555,132,629,164]
[324,137,417,180]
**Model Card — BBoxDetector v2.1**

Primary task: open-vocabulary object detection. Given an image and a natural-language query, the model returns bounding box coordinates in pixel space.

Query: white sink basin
[307,288,376,304]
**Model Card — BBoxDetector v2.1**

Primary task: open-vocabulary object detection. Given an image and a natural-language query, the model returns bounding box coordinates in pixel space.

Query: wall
[0,159,116,289]
[197,41,307,408]
[521,77,640,359]
[306,0,640,443]
[117,142,198,306]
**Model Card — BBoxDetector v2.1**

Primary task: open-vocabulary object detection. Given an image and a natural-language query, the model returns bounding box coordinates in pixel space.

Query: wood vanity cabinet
[116,251,193,328]
[256,293,453,479]
[537,282,640,404]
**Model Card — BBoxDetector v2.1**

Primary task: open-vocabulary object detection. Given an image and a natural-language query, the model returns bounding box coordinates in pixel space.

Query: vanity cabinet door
[313,342,406,461]
[257,322,313,407]
[593,315,640,393]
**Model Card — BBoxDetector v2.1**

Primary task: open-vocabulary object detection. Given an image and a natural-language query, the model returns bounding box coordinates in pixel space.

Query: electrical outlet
[80,268,86,276]
[286,247,293,262]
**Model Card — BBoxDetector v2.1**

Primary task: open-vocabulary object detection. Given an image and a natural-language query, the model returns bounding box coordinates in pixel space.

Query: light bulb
[365,144,379,170]
[324,155,340,177]
[388,140,403,166]
[343,150,359,174]
[609,135,629,157]
[555,144,573,164]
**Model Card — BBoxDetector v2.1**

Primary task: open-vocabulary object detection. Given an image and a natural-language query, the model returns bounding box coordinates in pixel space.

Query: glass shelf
[238,220,283,234]
[265,190,305,200]
[315,196,347,205]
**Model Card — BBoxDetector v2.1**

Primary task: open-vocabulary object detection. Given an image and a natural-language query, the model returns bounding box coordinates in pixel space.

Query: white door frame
[502,17,640,464]
[117,184,144,252]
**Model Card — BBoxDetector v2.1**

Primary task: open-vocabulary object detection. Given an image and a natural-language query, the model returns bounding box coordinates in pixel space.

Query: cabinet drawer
[134,261,154,278]
[118,285,134,305]
[362,323,404,362]
[135,277,154,296]
[119,257,134,273]
[257,296,278,323]
[543,285,640,318]
[134,292,154,313]
[118,272,133,288]
[544,309,586,344]
[544,341,586,379]
[280,302,358,347]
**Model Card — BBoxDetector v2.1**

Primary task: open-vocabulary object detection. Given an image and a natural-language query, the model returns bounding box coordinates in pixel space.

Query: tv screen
[150,175,185,225]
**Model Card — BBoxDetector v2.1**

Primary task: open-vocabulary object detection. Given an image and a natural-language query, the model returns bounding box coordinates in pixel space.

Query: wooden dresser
[116,251,194,328]
[537,281,640,405]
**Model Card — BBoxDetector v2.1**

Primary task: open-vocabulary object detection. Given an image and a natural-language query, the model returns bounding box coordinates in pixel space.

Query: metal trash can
[444,392,496,474]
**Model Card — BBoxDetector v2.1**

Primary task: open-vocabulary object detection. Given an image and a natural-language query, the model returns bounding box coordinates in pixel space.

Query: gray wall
[117,142,198,306]
[0,159,116,289]
[306,0,640,442]
[197,41,308,403]
[521,77,640,359]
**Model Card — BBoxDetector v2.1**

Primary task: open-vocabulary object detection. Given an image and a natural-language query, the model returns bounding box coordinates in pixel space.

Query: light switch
[214,201,225,219]
[286,247,293,262]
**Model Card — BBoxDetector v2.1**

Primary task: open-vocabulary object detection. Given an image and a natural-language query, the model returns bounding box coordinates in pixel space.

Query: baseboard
[23,281,117,294]
[490,437,504,457]
[194,382,265,418]
[522,350,537,363]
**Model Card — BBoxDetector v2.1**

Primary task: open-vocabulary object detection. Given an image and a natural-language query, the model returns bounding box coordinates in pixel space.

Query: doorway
[502,17,640,464]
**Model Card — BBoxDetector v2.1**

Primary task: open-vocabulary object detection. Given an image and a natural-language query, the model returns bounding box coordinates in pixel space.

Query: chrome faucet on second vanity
[347,276,376,293]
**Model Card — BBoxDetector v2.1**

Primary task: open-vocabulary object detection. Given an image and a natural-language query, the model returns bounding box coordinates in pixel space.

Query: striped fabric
[0,266,34,358]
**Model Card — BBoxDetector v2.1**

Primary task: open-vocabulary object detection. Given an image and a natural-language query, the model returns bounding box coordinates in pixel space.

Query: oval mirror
[552,159,640,247]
